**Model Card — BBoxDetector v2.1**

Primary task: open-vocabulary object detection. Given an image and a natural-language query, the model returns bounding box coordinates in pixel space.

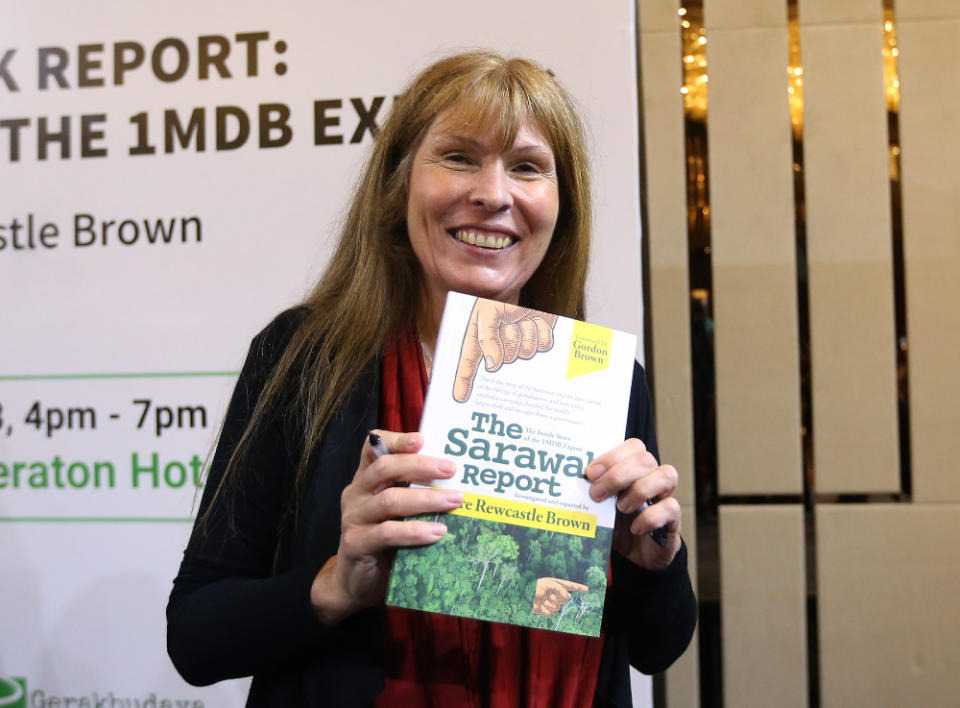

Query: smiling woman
[166,49,696,707]
[406,117,559,330]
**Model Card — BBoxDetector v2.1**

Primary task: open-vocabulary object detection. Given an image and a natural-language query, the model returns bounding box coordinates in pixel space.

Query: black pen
[368,431,390,459]
[637,500,669,548]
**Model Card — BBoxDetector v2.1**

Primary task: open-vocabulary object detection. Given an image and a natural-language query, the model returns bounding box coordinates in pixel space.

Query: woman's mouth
[451,229,515,250]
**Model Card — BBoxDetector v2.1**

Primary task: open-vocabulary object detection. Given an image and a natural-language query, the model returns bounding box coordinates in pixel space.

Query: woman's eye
[444,153,472,165]
[513,162,542,175]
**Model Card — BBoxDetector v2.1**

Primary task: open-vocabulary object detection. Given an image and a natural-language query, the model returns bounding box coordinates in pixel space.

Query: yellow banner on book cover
[566,321,613,379]
[449,492,598,538]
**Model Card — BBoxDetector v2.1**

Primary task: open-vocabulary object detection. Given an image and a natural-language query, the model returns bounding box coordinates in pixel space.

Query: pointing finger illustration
[476,301,509,373]
[453,302,484,403]
[452,299,559,403]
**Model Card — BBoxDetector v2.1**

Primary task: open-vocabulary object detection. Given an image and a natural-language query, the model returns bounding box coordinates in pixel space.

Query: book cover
[385,292,637,636]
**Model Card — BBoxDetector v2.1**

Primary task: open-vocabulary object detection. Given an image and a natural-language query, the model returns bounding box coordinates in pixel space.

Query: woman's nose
[469,162,513,211]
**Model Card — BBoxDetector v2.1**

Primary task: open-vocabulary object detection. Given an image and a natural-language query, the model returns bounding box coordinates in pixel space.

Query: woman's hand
[585,439,682,570]
[309,431,463,625]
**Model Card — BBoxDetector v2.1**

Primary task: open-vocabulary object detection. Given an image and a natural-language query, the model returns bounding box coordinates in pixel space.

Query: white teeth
[453,229,514,249]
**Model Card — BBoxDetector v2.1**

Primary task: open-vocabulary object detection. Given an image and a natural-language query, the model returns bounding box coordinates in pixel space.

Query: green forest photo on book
[387,512,613,636]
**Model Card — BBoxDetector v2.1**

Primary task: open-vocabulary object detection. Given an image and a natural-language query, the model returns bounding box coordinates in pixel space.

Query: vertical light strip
[638,0,655,406]
[678,2,722,705]
[882,0,911,500]
[785,3,820,705]
[786,4,811,497]
[787,5,820,705]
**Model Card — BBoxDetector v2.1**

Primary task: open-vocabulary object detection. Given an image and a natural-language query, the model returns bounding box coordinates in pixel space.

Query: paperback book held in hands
[386,291,637,636]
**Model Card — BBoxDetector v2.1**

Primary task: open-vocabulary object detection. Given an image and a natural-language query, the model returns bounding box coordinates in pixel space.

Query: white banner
[0,2,647,705]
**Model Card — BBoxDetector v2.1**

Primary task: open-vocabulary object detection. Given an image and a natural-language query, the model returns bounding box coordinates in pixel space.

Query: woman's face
[406,112,560,311]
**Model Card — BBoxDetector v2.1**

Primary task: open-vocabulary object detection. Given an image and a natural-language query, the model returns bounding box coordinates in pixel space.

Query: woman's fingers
[341,518,451,557]
[614,464,679,515]
[362,430,423,462]
[627,495,681,537]
[585,438,682,556]
[350,430,454,494]
[585,438,658,502]
[340,429,463,558]
[345,485,463,527]
[317,429,463,622]
[357,453,456,492]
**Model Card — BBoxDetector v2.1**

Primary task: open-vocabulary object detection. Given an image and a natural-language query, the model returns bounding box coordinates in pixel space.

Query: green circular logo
[0,676,24,708]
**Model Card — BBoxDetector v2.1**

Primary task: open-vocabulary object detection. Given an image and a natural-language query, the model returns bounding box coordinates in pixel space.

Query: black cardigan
[167,309,697,706]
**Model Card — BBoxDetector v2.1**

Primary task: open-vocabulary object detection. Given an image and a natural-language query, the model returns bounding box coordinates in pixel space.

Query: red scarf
[374,331,604,707]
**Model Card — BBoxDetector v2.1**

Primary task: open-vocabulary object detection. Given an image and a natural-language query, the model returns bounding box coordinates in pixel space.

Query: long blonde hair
[210,50,593,530]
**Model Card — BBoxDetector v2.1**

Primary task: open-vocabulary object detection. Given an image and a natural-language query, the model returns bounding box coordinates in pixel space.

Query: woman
[167,50,696,706]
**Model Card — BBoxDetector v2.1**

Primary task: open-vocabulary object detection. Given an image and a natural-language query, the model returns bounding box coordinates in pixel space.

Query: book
[385,291,637,636]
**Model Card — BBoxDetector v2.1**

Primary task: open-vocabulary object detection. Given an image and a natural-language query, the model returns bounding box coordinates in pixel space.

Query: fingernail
[430,523,447,538]
[445,491,464,506]
[437,459,456,475]
[617,497,632,513]
[485,355,495,370]
[591,487,608,502]
[402,433,422,448]
[586,463,605,480]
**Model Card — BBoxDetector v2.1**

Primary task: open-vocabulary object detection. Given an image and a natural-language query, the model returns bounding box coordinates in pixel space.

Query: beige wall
[639,0,960,705]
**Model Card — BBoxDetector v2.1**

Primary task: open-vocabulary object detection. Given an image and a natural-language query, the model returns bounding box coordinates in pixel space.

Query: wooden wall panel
[708,0,789,29]
[799,3,900,493]
[720,506,807,708]
[800,0,885,25]
[637,1,960,706]
[667,504,700,708]
[892,0,959,21]
[896,7,960,502]
[639,0,683,32]
[706,0,803,495]
[817,505,960,707]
